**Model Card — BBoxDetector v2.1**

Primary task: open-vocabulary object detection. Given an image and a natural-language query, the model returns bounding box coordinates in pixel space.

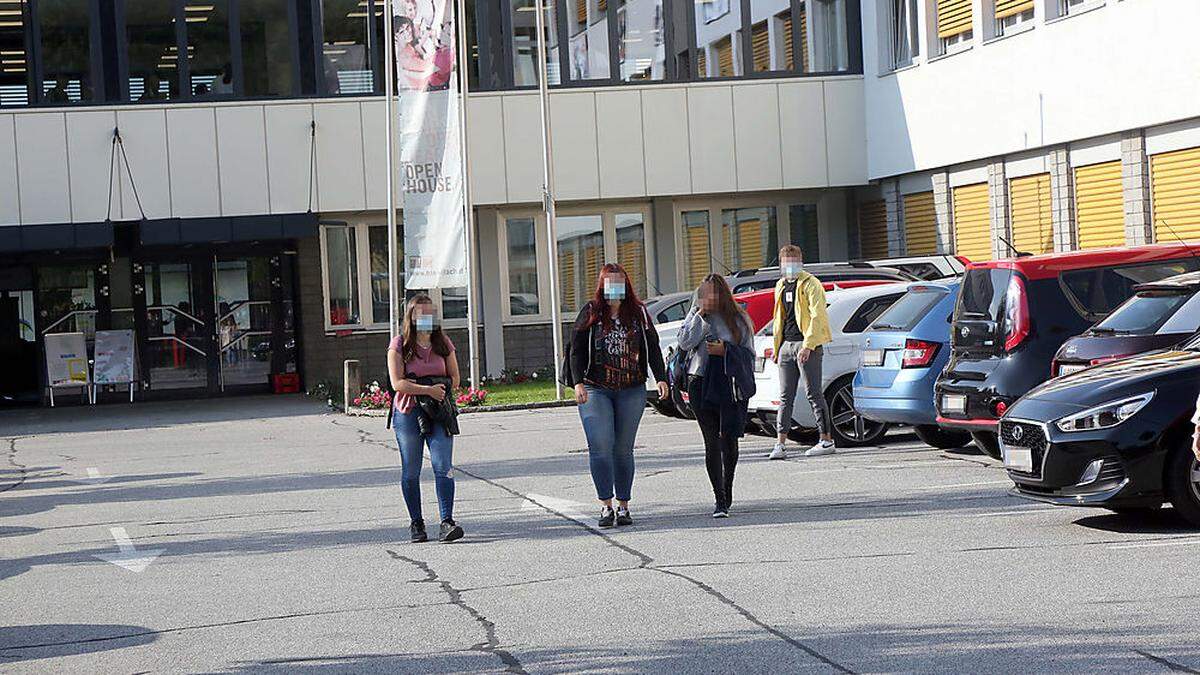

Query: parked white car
[747,283,909,446]
[646,318,685,415]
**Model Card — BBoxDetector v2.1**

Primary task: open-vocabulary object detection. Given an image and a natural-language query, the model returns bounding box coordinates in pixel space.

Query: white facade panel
[641,87,692,196]
[1146,118,1200,156]
[264,104,315,214]
[733,83,783,191]
[65,111,116,223]
[687,86,737,194]
[595,90,647,199]
[549,92,600,201]
[313,102,367,212]
[0,115,17,225]
[1067,135,1121,169]
[863,0,1200,179]
[166,107,221,218]
[216,106,270,217]
[360,100,391,210]
[1004,151,1049,180]
[501,94,543,203]
[778,80,828,188]
[823,79,867,185]
[898,172,933,195]
[948,163,987,188]
[115,109,171,220]
[15,113,71,225]
[466,96,508,205]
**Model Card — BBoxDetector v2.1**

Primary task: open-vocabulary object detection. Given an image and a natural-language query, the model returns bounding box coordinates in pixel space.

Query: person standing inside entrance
[769,245,834,460]
[387,294,464,543]
[570,263,669,528]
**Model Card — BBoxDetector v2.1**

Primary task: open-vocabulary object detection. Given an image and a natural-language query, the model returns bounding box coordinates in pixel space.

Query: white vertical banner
[394,0,468,289]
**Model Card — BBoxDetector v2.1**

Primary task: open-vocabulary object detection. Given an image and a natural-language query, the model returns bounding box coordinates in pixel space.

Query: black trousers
[688,378,739,509]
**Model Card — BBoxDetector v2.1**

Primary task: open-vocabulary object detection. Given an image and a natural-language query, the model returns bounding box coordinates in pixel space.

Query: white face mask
[782,262,803,280]
[604,279,626,300]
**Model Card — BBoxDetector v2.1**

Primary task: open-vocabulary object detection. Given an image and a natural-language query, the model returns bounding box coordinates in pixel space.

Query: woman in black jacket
[570,263,669,528]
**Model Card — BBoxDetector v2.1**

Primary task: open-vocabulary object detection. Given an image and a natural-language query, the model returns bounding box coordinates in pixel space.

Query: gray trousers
[776,342,831,438]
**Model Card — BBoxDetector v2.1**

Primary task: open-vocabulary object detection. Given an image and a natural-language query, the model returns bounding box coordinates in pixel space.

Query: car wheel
[826,376,888,447]
[970,431,1002,460]
[1164,443,1200,527]
[914,424,972,450]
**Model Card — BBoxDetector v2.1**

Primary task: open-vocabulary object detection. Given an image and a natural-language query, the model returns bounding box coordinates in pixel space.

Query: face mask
[782,262,803,280]
[415,315,435,332]
[604,280,626,301]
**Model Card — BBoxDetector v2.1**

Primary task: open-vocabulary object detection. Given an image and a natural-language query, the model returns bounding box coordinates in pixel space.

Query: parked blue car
[853,280,973,449]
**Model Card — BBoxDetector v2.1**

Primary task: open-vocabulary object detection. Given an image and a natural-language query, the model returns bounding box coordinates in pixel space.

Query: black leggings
[689,379,739,509]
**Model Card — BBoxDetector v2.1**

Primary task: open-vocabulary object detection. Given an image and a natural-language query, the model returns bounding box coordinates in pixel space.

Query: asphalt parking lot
[3,396,1200,673]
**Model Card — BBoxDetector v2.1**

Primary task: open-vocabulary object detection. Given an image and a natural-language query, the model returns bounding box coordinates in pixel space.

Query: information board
[94,329,136,385]
[45,332,89,388]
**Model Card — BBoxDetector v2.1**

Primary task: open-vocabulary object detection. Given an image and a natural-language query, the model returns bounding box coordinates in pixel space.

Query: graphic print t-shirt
[781,280,804,342]
[585,317,643,390]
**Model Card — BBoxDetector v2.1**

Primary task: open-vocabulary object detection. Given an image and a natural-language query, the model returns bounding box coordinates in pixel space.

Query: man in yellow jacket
[769,245,834,459]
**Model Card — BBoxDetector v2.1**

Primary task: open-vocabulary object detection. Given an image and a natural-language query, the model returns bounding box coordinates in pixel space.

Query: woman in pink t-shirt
[388,294,462,543]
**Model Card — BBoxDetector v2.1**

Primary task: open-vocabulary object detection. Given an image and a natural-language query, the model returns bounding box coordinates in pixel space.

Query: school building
[0,0,1197,404]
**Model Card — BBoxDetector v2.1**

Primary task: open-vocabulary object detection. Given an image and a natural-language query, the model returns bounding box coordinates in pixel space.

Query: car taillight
[901,339,940,368]
[1004,274,1030,352]
[1090,354,1129,366]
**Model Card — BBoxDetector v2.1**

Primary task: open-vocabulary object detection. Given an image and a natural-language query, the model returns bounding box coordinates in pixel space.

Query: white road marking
[94,527,164,573]
[520,493,592,523]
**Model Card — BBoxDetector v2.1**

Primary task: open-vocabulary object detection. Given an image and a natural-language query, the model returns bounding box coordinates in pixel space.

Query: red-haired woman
[569,263,669,528]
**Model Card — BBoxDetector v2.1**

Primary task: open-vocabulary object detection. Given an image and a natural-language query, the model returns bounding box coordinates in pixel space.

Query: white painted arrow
[521,493,592,523]
[94,527,163,573]
[74,467,110,485]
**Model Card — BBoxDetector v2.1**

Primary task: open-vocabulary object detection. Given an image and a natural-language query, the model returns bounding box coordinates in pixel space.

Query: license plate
[1058,363,1086,377]
[942,393,966,414]
[862,349,884,367]
[754,357,766,373]
[1004,445,1034,472]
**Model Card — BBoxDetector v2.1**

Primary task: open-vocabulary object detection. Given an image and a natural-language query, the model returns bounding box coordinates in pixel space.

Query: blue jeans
[578,385,646,502]
[393,408,455,523]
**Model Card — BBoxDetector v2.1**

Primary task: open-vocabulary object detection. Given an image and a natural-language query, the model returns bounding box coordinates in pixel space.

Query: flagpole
[454,0,481,389]
[383,0,400,340]
[533,0,564,399]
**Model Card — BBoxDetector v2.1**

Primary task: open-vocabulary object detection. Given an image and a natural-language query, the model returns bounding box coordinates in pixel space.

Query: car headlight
[1054,392,1154,433]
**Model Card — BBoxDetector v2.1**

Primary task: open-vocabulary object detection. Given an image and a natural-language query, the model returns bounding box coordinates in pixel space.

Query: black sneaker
[615,507,633,527]
[439,519,464,542]
[598,506,615,528]
[712,504,729,519]
[410,520,428,543]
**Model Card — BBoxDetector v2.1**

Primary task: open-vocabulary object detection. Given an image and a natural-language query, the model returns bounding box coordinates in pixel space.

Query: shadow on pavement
[0,624,157,662]
[1073,510,1200,534]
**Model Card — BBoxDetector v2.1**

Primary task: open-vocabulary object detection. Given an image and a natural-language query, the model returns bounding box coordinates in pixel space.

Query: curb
[345,399,577,417]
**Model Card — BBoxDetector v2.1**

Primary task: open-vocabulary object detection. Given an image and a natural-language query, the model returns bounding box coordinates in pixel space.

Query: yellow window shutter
[937,0,972,39]
[902,191,938,255]
[715,37,734,77]
[617,239,646,299]
[995,0,1033,20]
[953,183,991,261]
[1009,173,1053,254]
[858,199,888,259]
[1075,161,1125,249]
[736,216,765,270]
[575,0,586,25]
[597,0,606,14]
[697,49,707,78]
[559,251,577,311]
[1151,146,1200,244]
[780,13,794,70]
[752,21,770,72]
[799,5,808,71]
[685,220,711,289]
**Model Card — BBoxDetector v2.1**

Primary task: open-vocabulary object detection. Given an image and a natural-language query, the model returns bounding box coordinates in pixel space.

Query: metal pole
[383,0,400,340]
[454,0,481,389]
[533,0,564,400]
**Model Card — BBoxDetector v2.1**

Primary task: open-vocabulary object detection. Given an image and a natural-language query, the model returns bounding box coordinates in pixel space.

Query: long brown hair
[400,294,451,365]
[585,263,646,330]
[699,274,751,344]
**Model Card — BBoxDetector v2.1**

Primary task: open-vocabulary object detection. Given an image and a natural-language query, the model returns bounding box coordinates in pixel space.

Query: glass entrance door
[215,256,275,389]
[142,261,212,392]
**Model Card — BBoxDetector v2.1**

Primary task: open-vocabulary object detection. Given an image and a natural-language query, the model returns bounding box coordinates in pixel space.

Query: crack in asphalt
[385,550,527,674]
[0,602,454,656]
[1134,649,1200,673]
[1,437,29,494]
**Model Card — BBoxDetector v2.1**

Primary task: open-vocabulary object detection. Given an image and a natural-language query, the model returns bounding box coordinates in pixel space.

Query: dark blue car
[853,280,972,449]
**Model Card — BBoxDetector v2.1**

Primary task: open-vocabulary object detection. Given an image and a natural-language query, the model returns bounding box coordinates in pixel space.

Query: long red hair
[584,263,645,329]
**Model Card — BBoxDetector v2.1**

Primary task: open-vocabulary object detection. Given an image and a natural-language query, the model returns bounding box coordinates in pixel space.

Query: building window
[1057,0,1091,17]
[617,0,664,81]
[512,0,562,85]
[40,0,100,103]
[323,224,361,326]
[993,0,1033,37]
[505,216,541,316]
[808,0,848,72]
[884,0,918,70]
[567,0,610,81]
[320,0,379,95]
[557,214,605,313]
[187,1,235,98]
[241,0,297,97]
[681,210,712,290]
[788,204,820,262]
[696,0,739,78]
[615,212,648,297]
[123,0,178,101]
[0,1,31,107]
[935,0,972,55]
[320,220,412,332]
[721,206,777,272]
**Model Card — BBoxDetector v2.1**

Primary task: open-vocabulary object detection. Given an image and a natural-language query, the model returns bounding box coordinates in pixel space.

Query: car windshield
[1091,291,1192,335]
[870,287,945,331]
[957,269,1012,322]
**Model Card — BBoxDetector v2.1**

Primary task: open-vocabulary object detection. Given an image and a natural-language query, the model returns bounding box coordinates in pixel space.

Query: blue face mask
[415,315,435,332]
[782,262,803,279]
[604,280,626,301]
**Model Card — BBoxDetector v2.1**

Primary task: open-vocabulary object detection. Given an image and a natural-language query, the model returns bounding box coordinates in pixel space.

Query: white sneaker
[767,444,787,460]
[804,440,836,457]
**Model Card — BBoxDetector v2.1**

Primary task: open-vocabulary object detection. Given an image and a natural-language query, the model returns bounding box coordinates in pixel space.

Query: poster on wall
[45,332,89,388]
[93,330,137,385]
[394,0,468,289]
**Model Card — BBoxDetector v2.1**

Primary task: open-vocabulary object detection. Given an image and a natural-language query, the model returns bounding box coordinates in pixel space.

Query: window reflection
[615,213,648,298]
[187,1,234,98]
[695,0,740,78]
[722,206,777,272]
[0,1,30,107]
[617,0,663,81]
[511,0,560,86]
[323,0,377,95]
[506,217,541,316]
[40,0,96,102]
[557,215,604,314]
[808,0,847,72]
[124,0,176,101]
[242,0,296,97]
[566,0,608,81]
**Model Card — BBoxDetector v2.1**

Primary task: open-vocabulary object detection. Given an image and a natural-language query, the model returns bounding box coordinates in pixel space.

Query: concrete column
[988,161,1011,257]
[883,180,905,256]
[475,208,507,377]
[651,197,678,294]
[1048,147,1076,252]
[932,171,953,254]
[1121,130,1154,245]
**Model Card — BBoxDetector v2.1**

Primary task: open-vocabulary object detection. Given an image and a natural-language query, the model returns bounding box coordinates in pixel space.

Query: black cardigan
[569,302,668,388]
